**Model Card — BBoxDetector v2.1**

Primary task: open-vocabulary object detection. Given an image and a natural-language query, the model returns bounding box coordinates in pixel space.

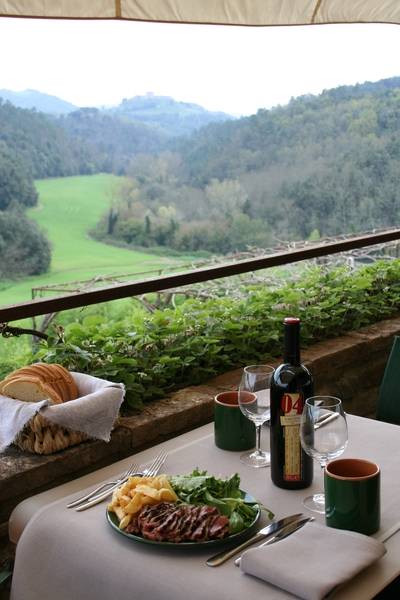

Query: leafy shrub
[31,260,400,411]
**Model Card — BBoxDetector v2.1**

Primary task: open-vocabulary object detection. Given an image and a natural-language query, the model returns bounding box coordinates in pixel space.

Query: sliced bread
[1,375,63,404]
[0,362,78,404]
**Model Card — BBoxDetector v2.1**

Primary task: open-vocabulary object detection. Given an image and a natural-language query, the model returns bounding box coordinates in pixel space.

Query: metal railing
[1,228,400,323]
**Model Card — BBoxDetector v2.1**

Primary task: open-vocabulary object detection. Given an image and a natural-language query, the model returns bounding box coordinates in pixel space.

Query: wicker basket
[14,413,89,455]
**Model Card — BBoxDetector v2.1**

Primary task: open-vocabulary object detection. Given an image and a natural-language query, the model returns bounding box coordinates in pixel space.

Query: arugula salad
[168,469,274,534]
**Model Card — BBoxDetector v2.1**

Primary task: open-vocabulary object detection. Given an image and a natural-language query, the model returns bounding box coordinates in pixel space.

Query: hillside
[171,76,400,238]
[0,100,168,184]
[176,77,400,185]
[0,88,77,114]
[107,94,234,136]
[0,94,231,183]
[0,100,89,179]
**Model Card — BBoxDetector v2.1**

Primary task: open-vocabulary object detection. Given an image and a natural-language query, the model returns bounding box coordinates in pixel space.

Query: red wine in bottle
[270,317,313,489]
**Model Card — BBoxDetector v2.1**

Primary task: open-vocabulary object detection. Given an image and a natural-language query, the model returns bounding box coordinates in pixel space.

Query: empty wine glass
[300,396,348,513]
[238,364,275,468]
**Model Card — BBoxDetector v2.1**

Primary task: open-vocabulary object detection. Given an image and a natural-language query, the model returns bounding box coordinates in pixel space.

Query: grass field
[0,174,178,307]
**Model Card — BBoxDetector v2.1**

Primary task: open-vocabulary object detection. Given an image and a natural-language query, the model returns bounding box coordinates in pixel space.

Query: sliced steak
[126,502,230,542]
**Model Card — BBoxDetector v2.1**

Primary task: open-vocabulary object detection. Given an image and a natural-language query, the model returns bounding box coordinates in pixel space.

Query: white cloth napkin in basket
[239,521,386,600]
[0,372,125,452]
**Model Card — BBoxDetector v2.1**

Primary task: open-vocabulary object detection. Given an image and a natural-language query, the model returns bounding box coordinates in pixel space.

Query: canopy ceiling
[0,1,400,26]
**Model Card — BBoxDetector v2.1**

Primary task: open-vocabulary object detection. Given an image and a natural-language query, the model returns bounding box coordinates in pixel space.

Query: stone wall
[1,315,399,539]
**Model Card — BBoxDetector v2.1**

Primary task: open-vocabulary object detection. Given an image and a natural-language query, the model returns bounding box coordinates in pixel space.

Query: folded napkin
[0,372,125,452]
[240,522,386,600]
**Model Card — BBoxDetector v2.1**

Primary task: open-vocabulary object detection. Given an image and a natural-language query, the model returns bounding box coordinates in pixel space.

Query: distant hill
[107,94,234,136]
[58,107,169,173]
[0,89,234,136]
[0,89,77,114]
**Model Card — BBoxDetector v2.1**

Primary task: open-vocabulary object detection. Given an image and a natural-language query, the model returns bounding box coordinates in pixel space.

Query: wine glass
[238,364,275,468]
[300,396,348,513]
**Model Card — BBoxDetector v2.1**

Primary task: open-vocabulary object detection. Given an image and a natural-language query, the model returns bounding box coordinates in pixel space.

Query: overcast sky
[0,18,399,116]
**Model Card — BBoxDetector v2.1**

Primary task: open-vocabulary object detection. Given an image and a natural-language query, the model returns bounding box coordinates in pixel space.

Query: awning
[0,1,400,26]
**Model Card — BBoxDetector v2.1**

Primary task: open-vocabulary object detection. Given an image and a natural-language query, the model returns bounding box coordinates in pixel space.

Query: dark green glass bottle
[270,317,313,489]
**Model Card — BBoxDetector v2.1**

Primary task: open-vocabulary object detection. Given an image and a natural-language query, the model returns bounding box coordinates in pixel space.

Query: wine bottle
[270,317,313,489]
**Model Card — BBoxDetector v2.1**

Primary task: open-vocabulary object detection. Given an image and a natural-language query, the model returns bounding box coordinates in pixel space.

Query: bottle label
[279,392,303,481]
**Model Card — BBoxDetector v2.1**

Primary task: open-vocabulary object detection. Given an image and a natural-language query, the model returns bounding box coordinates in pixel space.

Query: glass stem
[320,461,326,485]
[255,424,262,455]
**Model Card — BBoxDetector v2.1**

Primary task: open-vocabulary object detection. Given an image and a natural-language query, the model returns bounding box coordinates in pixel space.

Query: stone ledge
[1,314,399,537]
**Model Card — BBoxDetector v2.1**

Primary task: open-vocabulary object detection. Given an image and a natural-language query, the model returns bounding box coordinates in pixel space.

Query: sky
[0,18,399,116]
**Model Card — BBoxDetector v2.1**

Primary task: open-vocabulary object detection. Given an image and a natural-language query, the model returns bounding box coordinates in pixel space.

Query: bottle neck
[283,322,301,365]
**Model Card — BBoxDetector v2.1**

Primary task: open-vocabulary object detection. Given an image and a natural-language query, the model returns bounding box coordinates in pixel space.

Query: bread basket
[14,413,89,454]
[0,365,125,455]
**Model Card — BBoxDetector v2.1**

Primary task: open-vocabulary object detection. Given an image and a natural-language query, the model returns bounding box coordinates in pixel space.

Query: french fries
[108,475,178,529]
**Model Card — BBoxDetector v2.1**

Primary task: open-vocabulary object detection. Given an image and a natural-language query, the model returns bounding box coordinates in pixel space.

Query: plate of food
[106,469,272,547]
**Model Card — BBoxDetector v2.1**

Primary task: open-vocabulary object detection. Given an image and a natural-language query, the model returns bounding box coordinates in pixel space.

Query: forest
[1,77,400,275]
[96,77,400,253]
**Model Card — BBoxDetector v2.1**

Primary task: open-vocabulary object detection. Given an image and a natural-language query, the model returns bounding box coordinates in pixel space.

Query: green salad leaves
[168,469,274,534]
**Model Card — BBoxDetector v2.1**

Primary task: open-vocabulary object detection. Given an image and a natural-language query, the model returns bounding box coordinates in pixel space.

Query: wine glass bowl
[239,386,270,423]
[238,364,275,468]
[300,396,348,513]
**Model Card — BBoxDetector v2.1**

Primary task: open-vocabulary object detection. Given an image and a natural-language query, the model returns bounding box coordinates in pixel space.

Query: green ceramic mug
[325,458,380,535]
[214,391,256,451]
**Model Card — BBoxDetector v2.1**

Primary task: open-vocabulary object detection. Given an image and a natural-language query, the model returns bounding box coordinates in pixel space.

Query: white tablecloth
[9,415,400,600]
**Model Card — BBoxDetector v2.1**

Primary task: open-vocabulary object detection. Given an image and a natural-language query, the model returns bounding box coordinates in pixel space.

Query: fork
[67,462,140,509]
[144,450,168,477]
[74,450,168,512]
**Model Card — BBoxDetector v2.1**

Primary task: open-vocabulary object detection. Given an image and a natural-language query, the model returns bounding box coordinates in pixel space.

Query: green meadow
[0,173,184,368]
[0,174,178,308]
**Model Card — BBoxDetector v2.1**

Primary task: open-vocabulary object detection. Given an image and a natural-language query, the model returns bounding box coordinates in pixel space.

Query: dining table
[8,413,400,600]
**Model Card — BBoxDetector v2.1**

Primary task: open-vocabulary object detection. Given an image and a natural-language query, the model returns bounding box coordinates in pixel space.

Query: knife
[234,516,314,566]
[73,478,130,511]
[206,513,304,567]
[314,412,339,429]
[74,481,128,511]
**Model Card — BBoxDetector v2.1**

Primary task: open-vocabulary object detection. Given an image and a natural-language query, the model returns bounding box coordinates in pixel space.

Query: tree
[0,147,38,210]
[205,178,248,220]
[0,210,51,278]
[118,177,140,209]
